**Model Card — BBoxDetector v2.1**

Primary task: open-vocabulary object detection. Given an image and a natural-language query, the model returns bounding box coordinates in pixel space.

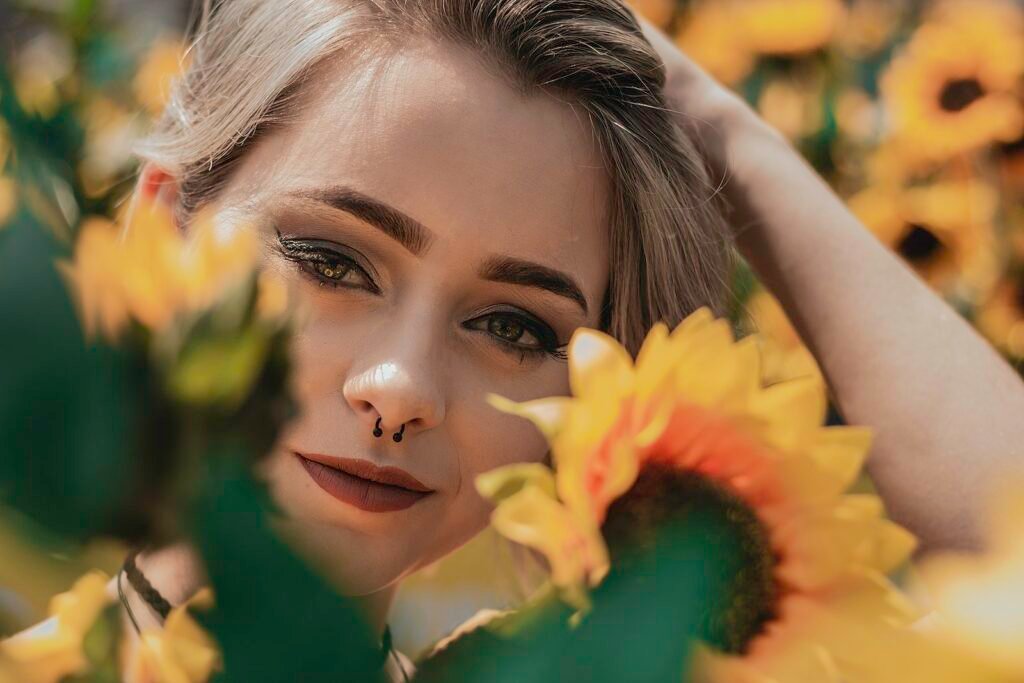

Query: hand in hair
[627,4,1024,556]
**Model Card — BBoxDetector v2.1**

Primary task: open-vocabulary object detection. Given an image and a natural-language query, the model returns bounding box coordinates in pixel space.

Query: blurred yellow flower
[123,588,221,683]
[849,178,1000,297]
[731,0,846,56]
[11,33,74,119]
[916,479,1024,680]
[757,76,824,141]
[59,199,262,339]
[134,38,189,117]
[835,87,882,143]
[0,176,16,228]
[996,134,1024,194]
[627,0,675,30]
[742,289,823,387]
[79,97,147,199]
[675,2,755,87]
[0,571,110,683]
[676,0,843,85]
[863,141,920,188]
[881,0,1024,165]
[836,0,902,57]
[480,307,918,681]
[976,277,1024,360]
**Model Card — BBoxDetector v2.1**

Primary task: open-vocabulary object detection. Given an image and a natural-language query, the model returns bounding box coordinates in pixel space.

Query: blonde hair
[138,0,736,353]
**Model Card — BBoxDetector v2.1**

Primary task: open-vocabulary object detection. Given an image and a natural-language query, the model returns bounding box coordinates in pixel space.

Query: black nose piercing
[373,416,383,438]
[392,424,405,443]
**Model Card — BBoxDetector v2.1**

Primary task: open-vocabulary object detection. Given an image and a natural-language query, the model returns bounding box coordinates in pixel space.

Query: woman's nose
[342,359,446,440]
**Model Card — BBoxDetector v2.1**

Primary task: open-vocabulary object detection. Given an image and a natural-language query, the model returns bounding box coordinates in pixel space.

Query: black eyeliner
[275,230,567,363]
[275,234,381,294]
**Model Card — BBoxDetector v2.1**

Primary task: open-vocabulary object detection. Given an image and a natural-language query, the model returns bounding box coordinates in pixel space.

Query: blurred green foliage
[415,506,743,682]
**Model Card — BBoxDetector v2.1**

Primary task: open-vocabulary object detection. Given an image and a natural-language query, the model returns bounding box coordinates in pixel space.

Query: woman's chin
[268,514,409,597]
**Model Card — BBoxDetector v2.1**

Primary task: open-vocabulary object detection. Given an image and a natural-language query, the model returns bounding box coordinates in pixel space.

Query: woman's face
[210,40,610,594]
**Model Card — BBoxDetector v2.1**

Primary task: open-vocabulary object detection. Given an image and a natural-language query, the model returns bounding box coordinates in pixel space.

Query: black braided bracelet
[119,547,405,679]
[123,548,173,621]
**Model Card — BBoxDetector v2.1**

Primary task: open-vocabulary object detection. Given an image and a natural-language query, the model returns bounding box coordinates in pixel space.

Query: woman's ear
[137,163,179,212]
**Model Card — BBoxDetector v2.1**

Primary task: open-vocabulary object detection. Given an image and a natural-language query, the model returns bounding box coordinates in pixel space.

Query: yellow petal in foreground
[481,305,922,682]
[1,571,110,683]
[61,198,265,340]
[918,480,1024,675]
[485,394,570,442]
[483,477,607,609]
[125,588,221,683]
[567,328,634,403]
[476,462,557,503]
[0,176,16,227]
[58,218,129,339]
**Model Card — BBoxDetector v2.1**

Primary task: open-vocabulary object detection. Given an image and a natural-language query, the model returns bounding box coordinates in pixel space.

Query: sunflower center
[939,78,985,112]
[602,463,777,655]
[897,224,943,263]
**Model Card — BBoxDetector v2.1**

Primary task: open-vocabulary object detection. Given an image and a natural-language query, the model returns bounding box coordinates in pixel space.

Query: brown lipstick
[295,452,433,512]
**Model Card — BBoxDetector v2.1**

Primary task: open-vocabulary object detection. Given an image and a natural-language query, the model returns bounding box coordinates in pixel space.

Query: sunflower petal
[476,462,557,503]
[485,394,571,440]
[567,328,635,400]
[746,375,827,452]
[489,485,608,596]
[775,496,916,589]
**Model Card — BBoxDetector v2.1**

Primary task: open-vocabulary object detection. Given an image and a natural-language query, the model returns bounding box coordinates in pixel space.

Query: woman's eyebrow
[283,184,589,316]
[478,255,589,316]
[285,185,433,256]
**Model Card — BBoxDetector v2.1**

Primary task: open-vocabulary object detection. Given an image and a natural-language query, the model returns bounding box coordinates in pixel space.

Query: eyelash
[275,236,569,363]
[276,236,381,295]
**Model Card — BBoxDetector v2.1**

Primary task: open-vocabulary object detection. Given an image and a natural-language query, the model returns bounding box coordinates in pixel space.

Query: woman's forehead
[223,40,611,320]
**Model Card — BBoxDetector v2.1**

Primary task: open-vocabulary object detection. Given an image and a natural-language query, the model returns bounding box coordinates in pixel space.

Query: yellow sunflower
[674,2,755,87]
[59,199,264,340]
[880,0,1024,165]
[847,178,1000,297]
[996,133,1024,193]
[479,307,919,681]
[134,38,189,117]
[975,277,1024,361]
[742,289,823,387]
[756,76,825,142]
[730,0,846,56]
[78,96,148,199]
[10,33,73,119]
[834,87,882,143]
[0,176,15,228]
[122,588,222,683]
[835,0,903,58]
[626,0,676,31]
[0,571,110,683]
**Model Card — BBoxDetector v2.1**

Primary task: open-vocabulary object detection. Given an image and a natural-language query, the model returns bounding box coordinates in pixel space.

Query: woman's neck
[129,542,397,638]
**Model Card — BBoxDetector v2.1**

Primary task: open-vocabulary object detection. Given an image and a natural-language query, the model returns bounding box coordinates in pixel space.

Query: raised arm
[633,12,1024,554]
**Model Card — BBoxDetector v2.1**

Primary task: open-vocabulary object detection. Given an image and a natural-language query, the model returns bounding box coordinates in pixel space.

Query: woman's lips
[295,452,433,513]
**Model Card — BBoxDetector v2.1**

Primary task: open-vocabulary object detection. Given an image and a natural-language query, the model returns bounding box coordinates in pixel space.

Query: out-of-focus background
[1,0,1022,659]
